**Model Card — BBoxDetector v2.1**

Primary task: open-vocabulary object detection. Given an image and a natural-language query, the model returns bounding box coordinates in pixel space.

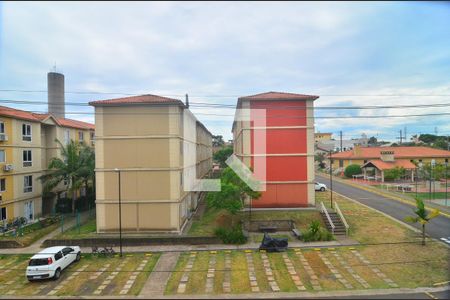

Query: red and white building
[232,91,318,208]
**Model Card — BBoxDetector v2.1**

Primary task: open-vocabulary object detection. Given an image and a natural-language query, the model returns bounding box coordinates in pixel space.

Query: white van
[26,246,81,281]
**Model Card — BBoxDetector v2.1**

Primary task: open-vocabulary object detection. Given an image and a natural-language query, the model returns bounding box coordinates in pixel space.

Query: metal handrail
[334,202,349,235]
[320,202,335,234]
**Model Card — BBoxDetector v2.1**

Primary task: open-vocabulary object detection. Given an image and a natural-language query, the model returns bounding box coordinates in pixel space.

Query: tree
[212,135,225,147]
[213,146,233,168]
[314,152,326,169]
[405,198,440,245]
[368,136,378,146]
[78,144,96,195]
[433,138,448,150]
[207,167,261,225]
[39,139,95,213]
[344,164,362,178]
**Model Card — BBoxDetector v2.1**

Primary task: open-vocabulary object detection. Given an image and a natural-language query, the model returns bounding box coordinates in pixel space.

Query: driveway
[316,174,450,245]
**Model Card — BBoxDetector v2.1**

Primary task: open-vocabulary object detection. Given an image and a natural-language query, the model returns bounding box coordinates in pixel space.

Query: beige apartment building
[90,94,213,233]
[0,105,95,223]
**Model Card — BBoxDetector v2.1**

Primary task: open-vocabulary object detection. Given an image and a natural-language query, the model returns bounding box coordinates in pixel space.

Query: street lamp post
[329,149,333,209]
[115,168,123,258]
[445,161,448,207]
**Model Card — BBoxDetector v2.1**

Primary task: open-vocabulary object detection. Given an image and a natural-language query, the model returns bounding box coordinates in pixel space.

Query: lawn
[0,253,160,296]
[0,221,60,247]
[188,204,324,237]
[55,218,97,239]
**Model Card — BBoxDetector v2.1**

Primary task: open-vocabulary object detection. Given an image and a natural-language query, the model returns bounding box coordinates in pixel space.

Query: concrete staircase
[320,211,347,236]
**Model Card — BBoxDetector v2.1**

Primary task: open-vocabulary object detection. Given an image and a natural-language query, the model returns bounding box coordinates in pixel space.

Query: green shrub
[301,221,334,242]
[384,166,406,181]
[214,225,247,244]
[344,164,362,178]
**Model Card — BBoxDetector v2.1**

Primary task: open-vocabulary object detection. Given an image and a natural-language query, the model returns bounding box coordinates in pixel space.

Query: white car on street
[26,246,81,281]
[315,182,327,192]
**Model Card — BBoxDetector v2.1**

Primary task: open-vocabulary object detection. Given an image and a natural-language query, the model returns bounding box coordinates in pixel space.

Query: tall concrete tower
[47,72,65,119]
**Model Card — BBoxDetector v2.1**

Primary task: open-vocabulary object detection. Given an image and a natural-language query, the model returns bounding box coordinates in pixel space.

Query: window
[419,159,423,163]
[90,131,94,140]
[78,131,84,141]
[0,122,4,134]
[339,160,344,168]
[0,207,6,221]
[0,178,5,192]
[62,248,73,256]
[22,124,32,141]
[24,175,33,193]
[64,130,70,145]
[445,158,448,163]
[54,251,63,261]
[0,150,5,163]
[23,150,32,167]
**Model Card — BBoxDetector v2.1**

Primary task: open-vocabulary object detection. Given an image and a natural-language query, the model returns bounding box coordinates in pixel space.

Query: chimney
[47,71,65,119]
[380,150,395,162]
[353,144,362,156]
[185,93,189,108]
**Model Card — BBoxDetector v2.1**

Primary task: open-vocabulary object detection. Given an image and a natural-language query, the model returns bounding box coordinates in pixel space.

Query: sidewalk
[0,236,359,255]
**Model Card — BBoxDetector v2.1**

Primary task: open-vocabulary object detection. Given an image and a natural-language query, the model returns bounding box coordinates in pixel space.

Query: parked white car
[315,182,327,192]
[26,246,81,281]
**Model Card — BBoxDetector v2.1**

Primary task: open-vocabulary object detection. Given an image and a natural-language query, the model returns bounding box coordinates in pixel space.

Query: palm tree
[405,198,440,245]
[39,139,91,213]
[78,144,95,196]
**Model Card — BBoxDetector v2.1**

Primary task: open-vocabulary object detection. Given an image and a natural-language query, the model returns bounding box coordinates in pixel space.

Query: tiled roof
[0,105,94,130]
[89,94,185,106]
[362,159,416,170]
[58,118,95,130]
[238,91,319,101]
[331,146,450,159]
[0,105,43,122]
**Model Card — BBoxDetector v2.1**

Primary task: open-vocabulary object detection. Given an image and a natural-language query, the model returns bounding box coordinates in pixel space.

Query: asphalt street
[316,174,450,245]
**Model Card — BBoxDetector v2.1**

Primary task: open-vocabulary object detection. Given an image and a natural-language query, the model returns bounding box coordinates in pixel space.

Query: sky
[0,1,449,141]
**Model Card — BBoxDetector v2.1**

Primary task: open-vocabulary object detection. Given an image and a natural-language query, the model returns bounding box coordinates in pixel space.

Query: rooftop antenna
[185,93,189,108]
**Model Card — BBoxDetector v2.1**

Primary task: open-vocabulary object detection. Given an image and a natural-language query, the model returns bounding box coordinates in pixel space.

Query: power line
[2,98,450,111]
[2,89,450,97]
[5,108,450,119]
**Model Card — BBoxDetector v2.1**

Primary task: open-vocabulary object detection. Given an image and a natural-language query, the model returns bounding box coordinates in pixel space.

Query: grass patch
[55,218,96,239]
[267,252,297,292]
[230,251,250,293]
[316,191,449,288]
[185,252,208,294]
[0,222,60,247]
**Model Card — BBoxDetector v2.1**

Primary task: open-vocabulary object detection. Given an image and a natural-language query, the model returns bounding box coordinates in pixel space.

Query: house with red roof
[330,146,450,182]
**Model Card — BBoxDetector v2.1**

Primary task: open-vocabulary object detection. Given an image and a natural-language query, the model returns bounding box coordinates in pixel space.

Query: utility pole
[115,168,123,258]
[339,131,343,152]
[404,127,407,143]
[398,130,403,144]
[329,149,333,209]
